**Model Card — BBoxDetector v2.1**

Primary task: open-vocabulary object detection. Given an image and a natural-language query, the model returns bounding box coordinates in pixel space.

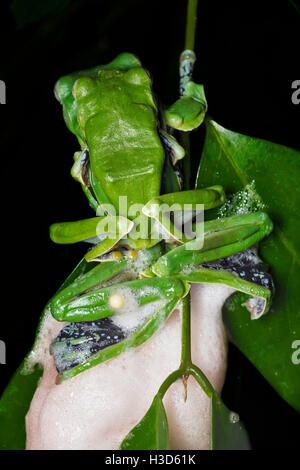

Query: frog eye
[124,67,151,86]
[73,77,96,100]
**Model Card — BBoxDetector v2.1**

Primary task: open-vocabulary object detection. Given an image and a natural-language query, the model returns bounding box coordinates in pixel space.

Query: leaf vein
[209,121,248,187]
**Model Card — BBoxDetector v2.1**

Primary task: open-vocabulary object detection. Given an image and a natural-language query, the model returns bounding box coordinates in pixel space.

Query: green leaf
[211,391,251,450]
[120,394,170,450]
[0,257,94,450]
[0,362,43,450]
[196,119,300,413]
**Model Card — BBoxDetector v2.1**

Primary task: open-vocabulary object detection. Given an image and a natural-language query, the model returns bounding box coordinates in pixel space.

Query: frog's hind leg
[50,259,129,321]
[151,212,273,276]
[50,276,189,382]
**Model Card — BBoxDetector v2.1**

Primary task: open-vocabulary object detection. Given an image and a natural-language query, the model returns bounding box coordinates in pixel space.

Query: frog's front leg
[143,186,226,243]
[50,215,134,261]
[50,186,226,257]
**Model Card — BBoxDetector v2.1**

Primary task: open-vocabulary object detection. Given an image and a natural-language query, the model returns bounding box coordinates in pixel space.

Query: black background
[0,0,299,450]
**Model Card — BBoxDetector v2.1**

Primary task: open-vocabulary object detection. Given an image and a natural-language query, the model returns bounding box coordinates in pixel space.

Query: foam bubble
[23,308,68,375]
[111,286,165,332]
[218,181,265,218]
[26,283,233,450]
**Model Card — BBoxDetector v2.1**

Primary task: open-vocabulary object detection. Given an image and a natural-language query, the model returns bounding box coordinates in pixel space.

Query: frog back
[74,68,165,213]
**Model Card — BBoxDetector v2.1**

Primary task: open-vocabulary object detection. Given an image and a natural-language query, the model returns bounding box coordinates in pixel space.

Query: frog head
[54,52,142,148]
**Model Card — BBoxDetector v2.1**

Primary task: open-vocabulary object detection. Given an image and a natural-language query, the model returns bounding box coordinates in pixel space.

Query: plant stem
[188,364,214,398]
[185,0,198,51]
[157,294,192,399]
[155,0,216,403]
[180,293,191,368]
[156,293,215,399]
[157,369,185,398]
[181,0,198,189]
[181,132,192,190]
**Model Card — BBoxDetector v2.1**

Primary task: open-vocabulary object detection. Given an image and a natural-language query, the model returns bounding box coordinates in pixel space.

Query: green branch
[180,293,191,367]
[185,0,198,51]
[156,291,215,401]
[181,0,199,189]
[155,0,216,403]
